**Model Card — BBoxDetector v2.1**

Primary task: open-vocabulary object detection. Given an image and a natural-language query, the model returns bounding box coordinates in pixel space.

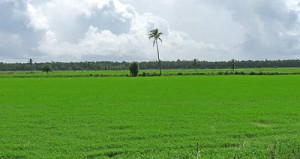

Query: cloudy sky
[1,0,300,62]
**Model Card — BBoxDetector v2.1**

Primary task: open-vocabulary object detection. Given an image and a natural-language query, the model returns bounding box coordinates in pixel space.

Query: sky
[1,0,300,62]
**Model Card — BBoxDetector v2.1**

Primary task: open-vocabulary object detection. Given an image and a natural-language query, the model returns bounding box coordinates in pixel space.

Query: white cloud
[121,0,300,60]
[0,0,300,62]
[286,0,300,12]
[0,33,22,46]
[26,2,49,30]
[203,0,300,59]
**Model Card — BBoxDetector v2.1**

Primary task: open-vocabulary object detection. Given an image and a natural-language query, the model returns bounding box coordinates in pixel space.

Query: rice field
[0,75,300,158]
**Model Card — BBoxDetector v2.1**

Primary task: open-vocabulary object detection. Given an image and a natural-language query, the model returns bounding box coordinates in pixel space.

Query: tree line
[1,59,300,71]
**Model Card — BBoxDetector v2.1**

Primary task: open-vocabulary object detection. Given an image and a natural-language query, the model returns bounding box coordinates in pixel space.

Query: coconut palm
[149,28,163,75]
[231,59,235,72]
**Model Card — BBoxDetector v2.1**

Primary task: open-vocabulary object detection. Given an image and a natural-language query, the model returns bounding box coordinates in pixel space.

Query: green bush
[139,72,147,77]
[129,62,139,77]
[41,65,52,74]
[257,72,264,75]
[249,71,256,75]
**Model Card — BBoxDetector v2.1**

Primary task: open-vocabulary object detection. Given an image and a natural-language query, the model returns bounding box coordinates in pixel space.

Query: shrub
[129,62,139,77]
[240,71,246,75]
[257,72,264,75]
[249,71,256,75]
[139,72,147,77]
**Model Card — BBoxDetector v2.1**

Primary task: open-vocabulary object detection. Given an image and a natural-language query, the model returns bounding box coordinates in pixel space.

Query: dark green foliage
[139,72,160,77]
[140,72,147,77]
[129,62,139,77]
[193,59,199,71]
[3,59,300,71]
[231,59,235,72]
[28,59,33,65]
[249,71,256,75]
[41,65,52,74]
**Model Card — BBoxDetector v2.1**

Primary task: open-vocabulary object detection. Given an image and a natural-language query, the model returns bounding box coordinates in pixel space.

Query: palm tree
[149,28,163,75]
[231,59,235,72]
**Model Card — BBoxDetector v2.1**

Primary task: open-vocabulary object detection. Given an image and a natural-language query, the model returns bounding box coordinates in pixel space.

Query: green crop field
[1,76,300,158]
[1,67,300,78]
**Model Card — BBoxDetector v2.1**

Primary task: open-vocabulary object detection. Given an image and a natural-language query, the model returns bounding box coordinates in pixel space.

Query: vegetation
[28,59,33,65]
[129,62,139,77]
[0,76,300,158]
[3,59,300,71]
[1,68,300,78]
[41,65,52,74]
[149,28,163,75]
[231,59,235,72]
[193,59,199,71]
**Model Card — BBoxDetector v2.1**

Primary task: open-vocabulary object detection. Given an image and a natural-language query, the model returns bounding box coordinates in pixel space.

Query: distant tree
[231,59,235,72]
[149,28,163,75]
[193,59,199,71]
[129,62,139,77]
[42,65,52,74]
[4,59,300,71]
[28,59,33,65]
[28,59,34,71]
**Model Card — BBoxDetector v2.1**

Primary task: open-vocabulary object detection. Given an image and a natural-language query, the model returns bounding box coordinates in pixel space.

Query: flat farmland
[1,67,300,77]
[0,76,300,158]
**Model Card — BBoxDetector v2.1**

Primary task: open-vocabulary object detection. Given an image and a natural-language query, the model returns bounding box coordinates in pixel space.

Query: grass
[1,67,300,77]
[0,76,300,158]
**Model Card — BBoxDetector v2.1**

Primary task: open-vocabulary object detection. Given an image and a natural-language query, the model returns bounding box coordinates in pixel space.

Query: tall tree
[28,59,34,72]
[231,59,235,72]
[149,28,163,75]
[193,59,199,71]
[28,59,33,65]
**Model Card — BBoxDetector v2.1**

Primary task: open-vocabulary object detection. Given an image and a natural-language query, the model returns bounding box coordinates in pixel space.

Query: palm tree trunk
[156,40,162,75]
